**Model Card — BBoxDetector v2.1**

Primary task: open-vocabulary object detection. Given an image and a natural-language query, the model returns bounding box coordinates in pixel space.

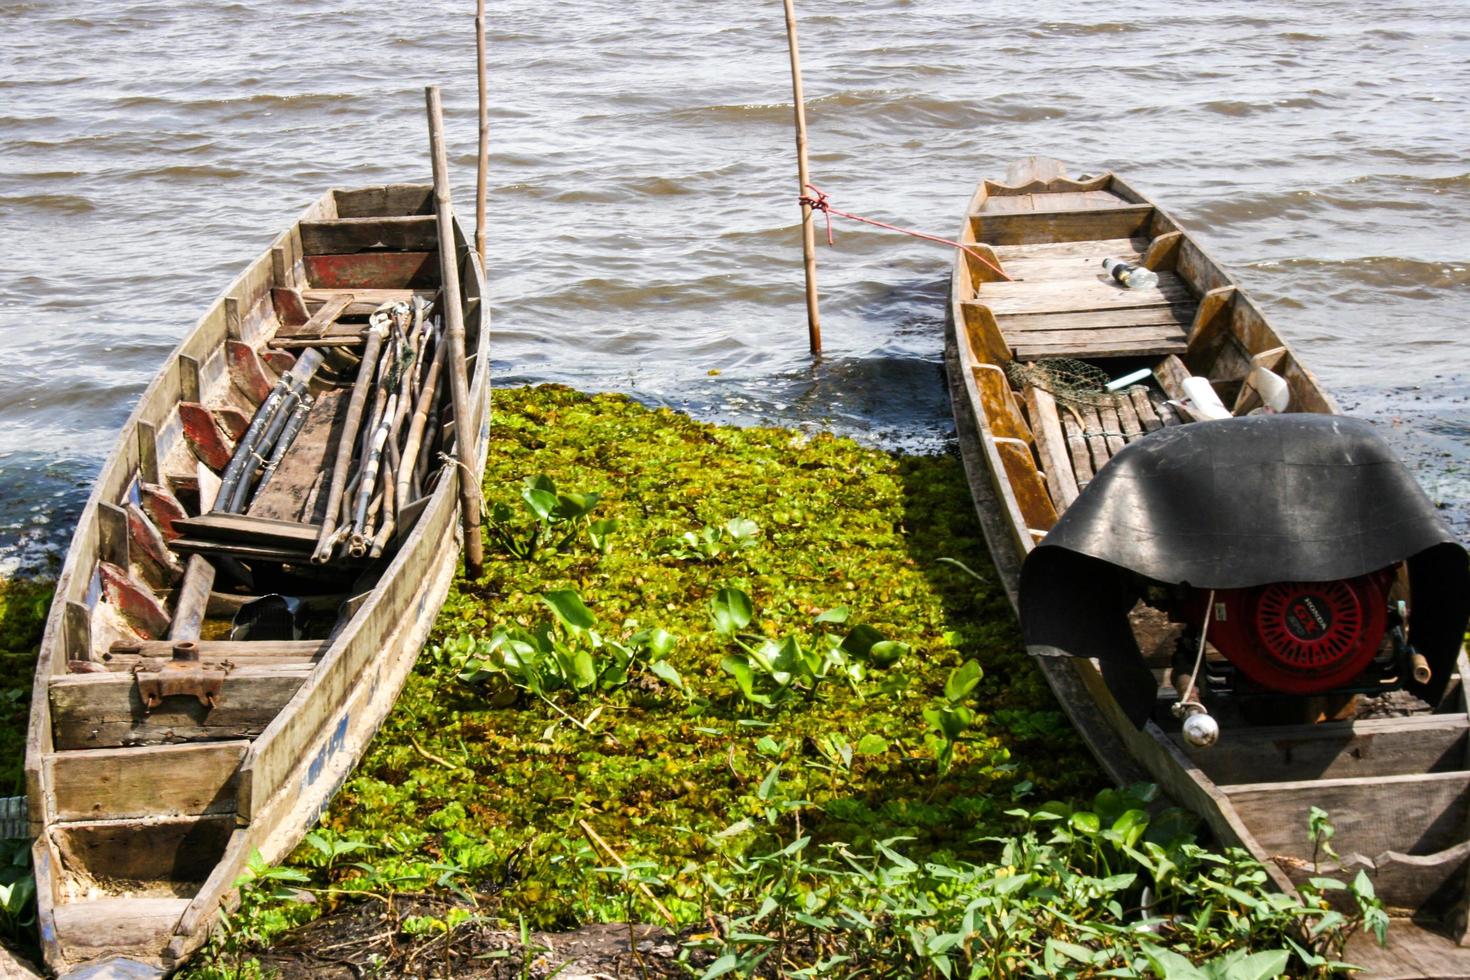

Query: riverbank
[159,386,1375,978]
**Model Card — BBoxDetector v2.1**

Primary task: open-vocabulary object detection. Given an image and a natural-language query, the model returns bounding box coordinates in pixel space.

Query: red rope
[798,182,1012,282]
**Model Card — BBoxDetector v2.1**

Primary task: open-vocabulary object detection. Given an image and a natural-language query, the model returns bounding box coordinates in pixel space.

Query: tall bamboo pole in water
[425,85,485,579]
[782,0,821,355]
[475,0,488,263]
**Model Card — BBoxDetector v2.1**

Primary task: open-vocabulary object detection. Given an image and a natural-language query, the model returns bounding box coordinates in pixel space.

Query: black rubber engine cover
[1020,414,1469,723]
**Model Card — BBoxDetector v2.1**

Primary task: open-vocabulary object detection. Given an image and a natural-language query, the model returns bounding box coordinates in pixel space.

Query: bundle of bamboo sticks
[311,297,448,564]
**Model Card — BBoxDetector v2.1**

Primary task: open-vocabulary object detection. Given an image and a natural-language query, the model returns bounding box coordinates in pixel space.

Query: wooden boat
[946,157,1470,977]
[24,184,489,977]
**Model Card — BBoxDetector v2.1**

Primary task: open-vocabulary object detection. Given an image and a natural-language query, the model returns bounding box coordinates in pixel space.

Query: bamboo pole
[475,0,489,264]
[425,85,486,579]
[782,0,821,356]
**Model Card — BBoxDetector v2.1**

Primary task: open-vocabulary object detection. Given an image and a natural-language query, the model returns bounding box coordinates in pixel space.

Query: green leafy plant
[689,783,1374,979]
[712,589,907,710]
[440,589,685,705]
[656,518,761,561]
[0,838,35,946]
[923,659,982,780]
[486,474,614,558]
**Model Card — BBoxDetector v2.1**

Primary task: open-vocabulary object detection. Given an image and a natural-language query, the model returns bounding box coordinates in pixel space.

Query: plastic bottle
[1101,257,1159,290]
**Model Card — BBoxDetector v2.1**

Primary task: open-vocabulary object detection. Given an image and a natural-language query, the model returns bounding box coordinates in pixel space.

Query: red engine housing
[1206,569,1395,694]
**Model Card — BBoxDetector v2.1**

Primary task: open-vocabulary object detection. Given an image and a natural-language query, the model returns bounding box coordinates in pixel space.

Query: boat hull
[946,157,1470,976]
[24,184,490,976]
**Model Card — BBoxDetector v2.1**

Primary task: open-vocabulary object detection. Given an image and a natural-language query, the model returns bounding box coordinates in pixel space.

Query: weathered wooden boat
[946,157,1470,977]
[24,183,489,977]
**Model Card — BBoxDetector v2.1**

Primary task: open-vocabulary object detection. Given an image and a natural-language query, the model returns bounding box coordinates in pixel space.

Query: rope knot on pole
[797,182,1013,282]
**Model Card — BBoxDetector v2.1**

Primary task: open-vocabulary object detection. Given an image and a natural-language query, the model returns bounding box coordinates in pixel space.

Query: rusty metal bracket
[134,640,228,711]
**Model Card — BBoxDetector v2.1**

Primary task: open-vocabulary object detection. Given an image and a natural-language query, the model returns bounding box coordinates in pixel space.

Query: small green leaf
[541,590,596,631]
[711,587,754,636]
[855,734,888,755]
[815,606,850,624]
[944,660,983,702]
[868,640,908,667]
[522,487,558,522]
[649,660,685,693]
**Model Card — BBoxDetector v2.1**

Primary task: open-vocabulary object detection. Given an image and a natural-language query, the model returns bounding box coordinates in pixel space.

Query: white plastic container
[1178,376,1232,421]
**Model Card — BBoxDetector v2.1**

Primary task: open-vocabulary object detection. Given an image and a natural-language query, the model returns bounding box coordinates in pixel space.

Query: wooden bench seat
[50,665,311,749]
[968,268,1194,360]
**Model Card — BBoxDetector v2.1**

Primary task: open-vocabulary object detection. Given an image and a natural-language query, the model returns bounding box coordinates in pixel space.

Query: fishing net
[1006,357,1142,408]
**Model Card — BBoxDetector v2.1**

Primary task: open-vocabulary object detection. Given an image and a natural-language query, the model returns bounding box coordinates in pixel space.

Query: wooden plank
[267,333,367,350]
[167,555,216,642]
[273,293,354,340]
[971,204,1153,247]
[957,302,1012,366]
[1179,715,1469,786]
[1023,387,1079,510]
[168,538,320,564]
[304,251,438,289]
[137,420,160,486]
[261,349,296,374]
[333,184,434,218]
[1013,336,1189,360]
[52,816,233,882]
[1225,770,1470,861]
[1345,919,1470,980]
[271,245,289,289]
[303,287,433,313]
[226,340,274,403]
[179,402,234,471]
[179,354,201,403]
[1142,231,1183,271]
[993,236,1144,262]
[1059,410,1093,490]
[99,562,169,640]
[994,440,1058,535]
[224,296,242,340]
[1129,388,1162,432]
[299,216,438,255]
[212,406,250,443]
[49,666,311,749]
[1186,284,1238,363]
[106,640,327,661]
[126,503,183,585]
[1077,405,1110,472]
[97,502,129,569]
[973,367,1030,442]
[1115,395,1143,442]
[1096,404,1127,456]
[1005,324,1188,347]
[979,194,1033,213]
[63,600,92,663]
[171,513,320,548]
[47,741,247,820]
[271,286,310,326]
[976,271,1193,317]
[51,897,192,962]
[247,389,348,523]
[1152,354,1192,400]
[1156,400,1182,427]
[995,304,1193,334]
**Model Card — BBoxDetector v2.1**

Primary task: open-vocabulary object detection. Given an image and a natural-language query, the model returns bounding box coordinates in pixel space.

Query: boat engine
[1180,566,1409,696]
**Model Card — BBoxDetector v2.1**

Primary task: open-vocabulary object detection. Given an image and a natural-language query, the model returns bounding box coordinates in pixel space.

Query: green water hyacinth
[440,588,685,703]
[715,587,909,709]
[487,473,614,558]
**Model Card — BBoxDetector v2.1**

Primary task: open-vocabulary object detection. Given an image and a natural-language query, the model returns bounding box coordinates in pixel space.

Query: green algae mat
[313,384,1101,927]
